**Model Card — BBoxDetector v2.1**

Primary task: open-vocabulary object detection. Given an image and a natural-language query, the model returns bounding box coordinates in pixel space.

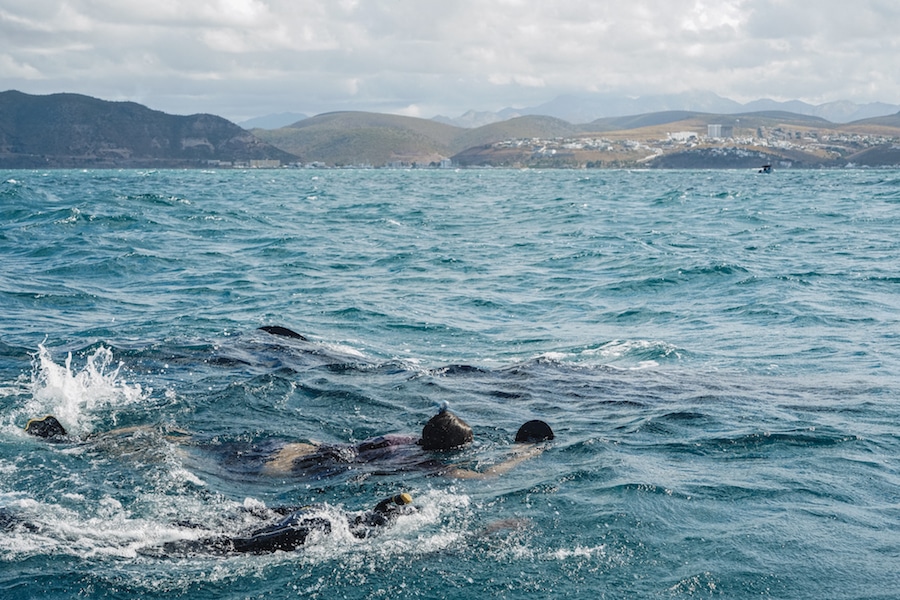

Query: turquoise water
[1,168,899,598]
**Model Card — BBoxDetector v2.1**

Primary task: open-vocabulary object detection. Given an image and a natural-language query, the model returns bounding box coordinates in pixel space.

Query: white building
[669,131,698,142]
[707,124,734,139]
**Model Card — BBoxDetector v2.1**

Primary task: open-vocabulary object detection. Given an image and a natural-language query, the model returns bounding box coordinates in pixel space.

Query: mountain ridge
[431,92,900,128]
[0,90,298,168]
[3,90,899,169]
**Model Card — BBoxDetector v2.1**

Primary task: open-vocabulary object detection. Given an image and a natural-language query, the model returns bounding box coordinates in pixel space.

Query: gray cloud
[1,0,897,121]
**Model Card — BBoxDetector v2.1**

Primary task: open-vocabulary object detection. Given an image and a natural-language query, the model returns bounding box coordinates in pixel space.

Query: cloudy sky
[2,0,898,121]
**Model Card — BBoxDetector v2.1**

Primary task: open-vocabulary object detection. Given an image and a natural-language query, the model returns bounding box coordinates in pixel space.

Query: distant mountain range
[0,90,297,168]
[238,92,900,131]
[2,90,899,169]
[431,91,900,128]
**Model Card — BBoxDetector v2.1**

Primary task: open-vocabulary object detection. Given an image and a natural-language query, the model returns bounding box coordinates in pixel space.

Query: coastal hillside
[251,111,463,166]
[2,90,899,169]
[840,112,900,135]
[452,115,581,150]
[582,110,830,132]
[449,110,899,169]
[0,90,298,168]
[259,109,900,168]
[252,113,599,166]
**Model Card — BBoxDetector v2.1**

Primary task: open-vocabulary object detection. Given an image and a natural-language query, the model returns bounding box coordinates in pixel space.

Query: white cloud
[1,0,898,120]
[0,54,43,79]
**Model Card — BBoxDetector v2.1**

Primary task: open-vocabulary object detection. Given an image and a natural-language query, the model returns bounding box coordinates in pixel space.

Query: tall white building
[707,124,733,139]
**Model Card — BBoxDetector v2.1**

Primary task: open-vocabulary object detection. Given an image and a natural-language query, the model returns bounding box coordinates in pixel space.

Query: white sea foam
[0,487,474,564]
[320,342,368,360]
[24,345,146,436]
[0,490,236,560]
[580,339,683,367]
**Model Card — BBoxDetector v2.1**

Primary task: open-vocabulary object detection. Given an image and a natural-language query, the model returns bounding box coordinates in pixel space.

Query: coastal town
[243,122,900,170]
[215,125,900,170]
[452,124,900,169]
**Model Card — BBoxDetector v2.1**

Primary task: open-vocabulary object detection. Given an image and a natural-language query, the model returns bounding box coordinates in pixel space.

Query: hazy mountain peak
[433,92,900,127]
[239,112,309,130]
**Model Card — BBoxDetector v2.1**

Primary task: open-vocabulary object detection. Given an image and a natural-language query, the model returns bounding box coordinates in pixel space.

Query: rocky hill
[0,90,298,168]
[251,112,586,167]
[253,111,463,167]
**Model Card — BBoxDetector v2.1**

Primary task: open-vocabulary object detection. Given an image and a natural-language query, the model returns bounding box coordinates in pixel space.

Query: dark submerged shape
[24,415,67,439]
[515,420,554,443]
[228,514,331,553]
[419,409,473,451]
[210,493,413,554]
[258,325,308,340]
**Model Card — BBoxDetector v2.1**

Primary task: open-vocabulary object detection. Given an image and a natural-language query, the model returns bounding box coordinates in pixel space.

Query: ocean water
[1,168,899,599]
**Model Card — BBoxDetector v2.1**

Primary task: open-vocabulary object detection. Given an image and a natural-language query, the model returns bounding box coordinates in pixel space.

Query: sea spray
[25,345,145,436]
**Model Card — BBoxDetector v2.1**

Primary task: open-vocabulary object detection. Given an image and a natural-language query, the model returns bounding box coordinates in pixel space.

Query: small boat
[758,164,772,174]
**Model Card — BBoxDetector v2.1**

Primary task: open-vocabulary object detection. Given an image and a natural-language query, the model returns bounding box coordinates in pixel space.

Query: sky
[2,0,898,122]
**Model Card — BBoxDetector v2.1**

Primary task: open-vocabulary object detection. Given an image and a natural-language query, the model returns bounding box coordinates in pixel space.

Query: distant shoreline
[3,90,899,170]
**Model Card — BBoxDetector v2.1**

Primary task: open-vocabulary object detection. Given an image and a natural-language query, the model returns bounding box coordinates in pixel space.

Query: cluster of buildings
[206,159,285,168]
[202,123,899,169]
[478,122,899,168]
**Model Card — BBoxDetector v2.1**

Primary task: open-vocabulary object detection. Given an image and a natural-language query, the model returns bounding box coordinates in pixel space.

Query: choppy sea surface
[1,168,899,599]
